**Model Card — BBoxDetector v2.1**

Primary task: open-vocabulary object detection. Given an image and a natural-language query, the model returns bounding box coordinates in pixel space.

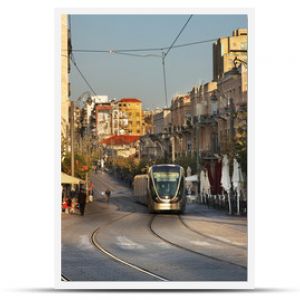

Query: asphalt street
[61,171,248,281]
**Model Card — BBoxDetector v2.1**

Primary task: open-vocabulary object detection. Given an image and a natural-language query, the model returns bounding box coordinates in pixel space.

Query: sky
[69,14,247,109]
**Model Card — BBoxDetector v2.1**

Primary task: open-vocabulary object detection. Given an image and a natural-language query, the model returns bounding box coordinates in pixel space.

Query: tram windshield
[151,165,181,198]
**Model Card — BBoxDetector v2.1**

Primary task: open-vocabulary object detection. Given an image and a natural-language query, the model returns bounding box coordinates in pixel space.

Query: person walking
[78,186,87,216]
[69,187,77,214]
[93,165,98,175]
[105,189,111,203]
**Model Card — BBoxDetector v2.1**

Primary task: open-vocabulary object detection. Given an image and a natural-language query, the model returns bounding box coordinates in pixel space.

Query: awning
[61,172,85,185]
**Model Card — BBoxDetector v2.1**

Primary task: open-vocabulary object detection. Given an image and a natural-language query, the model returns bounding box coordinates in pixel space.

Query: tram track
[93,173,247,268]
[61,274,70,281]
[178,215,247,250]
[149,215,247,270]
[91,173,139,212]
[185,211,247,226]
[90,212,169,281]
[62,172,246,280]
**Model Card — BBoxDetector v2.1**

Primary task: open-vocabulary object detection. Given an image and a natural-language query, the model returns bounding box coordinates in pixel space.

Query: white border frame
[55,7,254,290]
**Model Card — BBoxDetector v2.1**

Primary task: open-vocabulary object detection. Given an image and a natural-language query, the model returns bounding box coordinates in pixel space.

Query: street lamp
[234,56,248,67]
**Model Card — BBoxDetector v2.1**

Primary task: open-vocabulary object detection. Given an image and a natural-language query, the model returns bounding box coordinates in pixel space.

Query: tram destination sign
[153,172,179,182]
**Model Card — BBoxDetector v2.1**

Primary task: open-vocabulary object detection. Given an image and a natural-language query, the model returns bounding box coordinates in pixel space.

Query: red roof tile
[95,105,112,111]
[119,98,141,103]
[100,135,140,145]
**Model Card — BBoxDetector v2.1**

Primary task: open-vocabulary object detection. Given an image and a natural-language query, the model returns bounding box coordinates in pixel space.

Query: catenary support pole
[161,52,168,107]
[70,101,75,177]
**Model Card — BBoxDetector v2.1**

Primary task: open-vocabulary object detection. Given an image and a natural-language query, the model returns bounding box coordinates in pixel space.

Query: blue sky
[69,14,247,109]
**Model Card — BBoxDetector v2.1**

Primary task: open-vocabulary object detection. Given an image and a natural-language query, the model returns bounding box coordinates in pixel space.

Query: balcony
[193,115,218,124]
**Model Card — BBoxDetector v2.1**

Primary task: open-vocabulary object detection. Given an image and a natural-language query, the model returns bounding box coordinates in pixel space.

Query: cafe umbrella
[221,155,232,214]
[232,158,241,215]
[203,169,211,196]
[200,170,206,203]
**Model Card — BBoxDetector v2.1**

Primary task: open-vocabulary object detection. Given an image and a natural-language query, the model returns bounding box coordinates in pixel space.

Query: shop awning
[61,172,85,185]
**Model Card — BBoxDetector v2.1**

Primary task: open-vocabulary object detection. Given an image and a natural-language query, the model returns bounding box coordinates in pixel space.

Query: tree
[234,110,247,175]
[61,152,90,180]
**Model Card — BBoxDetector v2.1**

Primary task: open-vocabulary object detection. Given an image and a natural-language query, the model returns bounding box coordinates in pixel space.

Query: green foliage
[234,110,247,175]
[111,156,140,178]
[61,152,90,180]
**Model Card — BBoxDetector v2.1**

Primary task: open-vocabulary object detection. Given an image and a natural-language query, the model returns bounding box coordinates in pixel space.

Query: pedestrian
[100,158,104,173]
[78,186,86,216]
[105,189,111,203]
[69,187,77,214]
[62,196,70,214]
[94,165,98,174]
[88,189,94,203]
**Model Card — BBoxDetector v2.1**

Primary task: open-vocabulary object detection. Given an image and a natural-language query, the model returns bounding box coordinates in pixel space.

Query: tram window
[154,180,178,198]
[149,178,157,199]
[177,177,184,198]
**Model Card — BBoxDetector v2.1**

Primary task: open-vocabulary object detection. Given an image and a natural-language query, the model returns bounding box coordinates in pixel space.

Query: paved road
[61,171,248,281]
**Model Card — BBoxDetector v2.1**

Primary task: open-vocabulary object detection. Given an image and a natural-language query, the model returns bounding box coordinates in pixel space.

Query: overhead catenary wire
[164,14,193,58]
[70,55,97,96]
[112,52,161,58]
[67,38,217,54]
[161,15,193,107]
[68,15,97,96]
[68,15,216,103]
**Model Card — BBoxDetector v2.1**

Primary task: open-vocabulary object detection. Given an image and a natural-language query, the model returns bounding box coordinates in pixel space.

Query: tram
[133,164,186,214]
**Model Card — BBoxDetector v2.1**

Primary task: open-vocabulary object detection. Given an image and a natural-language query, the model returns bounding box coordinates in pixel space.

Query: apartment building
[117,98,142,136]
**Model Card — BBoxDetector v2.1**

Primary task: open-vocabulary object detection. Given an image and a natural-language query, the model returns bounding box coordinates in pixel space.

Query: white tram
[133,164,186,214]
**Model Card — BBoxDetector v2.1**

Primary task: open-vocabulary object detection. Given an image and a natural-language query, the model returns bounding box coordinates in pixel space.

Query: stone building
[217,63,248,155]
[170,94,192,160]
[95,103,112,141]
[153,108,171,134]
[139,108,170,161]
[213,28,247,82]
[190,82,218,158]
[61,15,71,158]
[142,109,154,135]
[101,135,140,158]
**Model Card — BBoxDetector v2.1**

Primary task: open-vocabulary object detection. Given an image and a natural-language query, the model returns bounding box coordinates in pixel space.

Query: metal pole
[229,97,235,215]
[85,172,88,203]
[162,52,168,107]
[196,116,201,202]
[229,98,235,151]
[70,101,75,177]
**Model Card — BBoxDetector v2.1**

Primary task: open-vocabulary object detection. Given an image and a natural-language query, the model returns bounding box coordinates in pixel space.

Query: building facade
[213,28,247,82]
[170,94,192,159]
[61,15,71,158]
[117,98,143,135]
[95,103,112,141]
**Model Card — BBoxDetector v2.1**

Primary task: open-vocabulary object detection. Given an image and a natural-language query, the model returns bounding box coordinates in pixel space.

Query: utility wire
[112,51,161,58]
[170,38,217,50]
[165,15,193,58]
[67,37,217,54]
[70,55,97,95]
[68,16,97,95]
[160,15,192,107]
